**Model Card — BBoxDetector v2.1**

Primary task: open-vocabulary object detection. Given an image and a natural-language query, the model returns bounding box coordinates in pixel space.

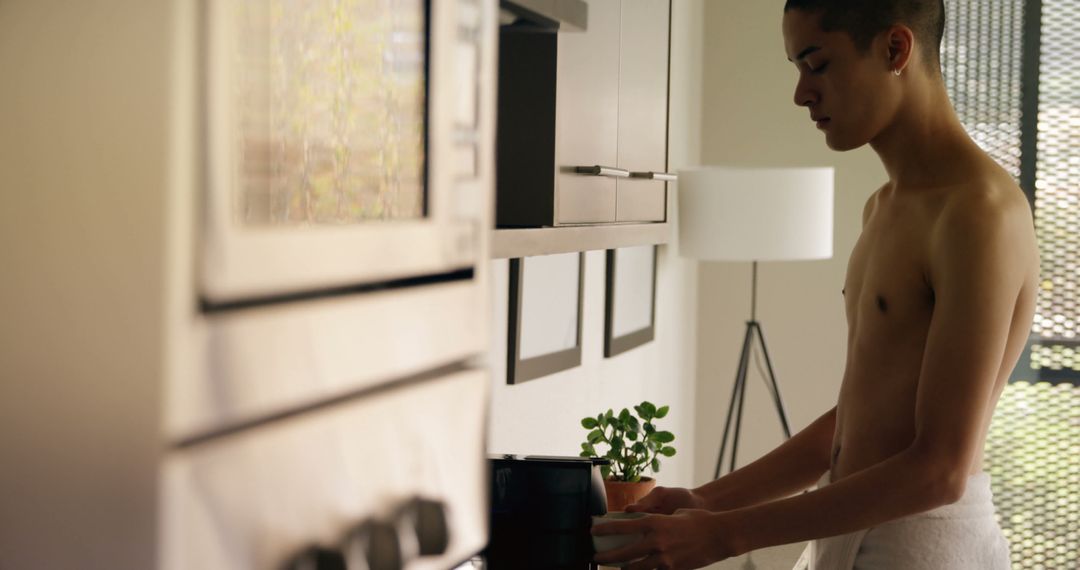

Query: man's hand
[591,509,739,569]
[626,486,707,515]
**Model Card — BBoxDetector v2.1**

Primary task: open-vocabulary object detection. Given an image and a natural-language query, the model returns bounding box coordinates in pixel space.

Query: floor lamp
[677,166,834,480]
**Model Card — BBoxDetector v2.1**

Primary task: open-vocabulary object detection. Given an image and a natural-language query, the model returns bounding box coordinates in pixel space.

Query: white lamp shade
[677,166,834,262]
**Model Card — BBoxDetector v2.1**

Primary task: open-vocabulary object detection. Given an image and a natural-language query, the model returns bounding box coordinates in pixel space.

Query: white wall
[486,0,705,489]
[694,0,886,485]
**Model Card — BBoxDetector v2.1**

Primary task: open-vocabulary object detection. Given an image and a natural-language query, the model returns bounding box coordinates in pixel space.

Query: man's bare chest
[833,213,941,476]
[843,216,936,348]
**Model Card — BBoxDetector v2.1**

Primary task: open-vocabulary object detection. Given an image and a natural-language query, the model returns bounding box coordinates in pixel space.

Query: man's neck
[869,79,977,191]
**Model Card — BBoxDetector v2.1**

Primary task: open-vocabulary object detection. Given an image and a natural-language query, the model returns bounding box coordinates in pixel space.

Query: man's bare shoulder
[934,173,1032,235]
[927,173,1038,287]
[860,184,888,228]
[938,151,1034,223]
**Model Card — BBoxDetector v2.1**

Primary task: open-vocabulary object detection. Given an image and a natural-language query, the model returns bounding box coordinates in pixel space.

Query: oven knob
[343,520,403,570]
[284,546,346,570]
[400,498,450,556]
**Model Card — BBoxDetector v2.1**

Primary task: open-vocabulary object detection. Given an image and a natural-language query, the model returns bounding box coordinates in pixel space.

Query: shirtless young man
[592,1,1040,568]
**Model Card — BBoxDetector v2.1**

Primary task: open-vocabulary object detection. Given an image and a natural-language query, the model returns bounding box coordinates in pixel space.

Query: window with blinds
[942,1,1079,568]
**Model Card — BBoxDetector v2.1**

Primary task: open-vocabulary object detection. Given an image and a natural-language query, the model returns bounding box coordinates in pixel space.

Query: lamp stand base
[714,319,794,480]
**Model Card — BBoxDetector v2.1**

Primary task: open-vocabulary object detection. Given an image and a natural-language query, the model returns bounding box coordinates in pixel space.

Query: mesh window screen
[1023,2,1080,562]
[985,382,1080,569]
[1030,342,1080,373]
[943,1,1080,568]
[1033,0,1080,342]
[941,0,1025,181]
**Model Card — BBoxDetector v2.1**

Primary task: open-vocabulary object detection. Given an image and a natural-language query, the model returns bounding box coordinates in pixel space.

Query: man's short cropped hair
[784,0,946,70]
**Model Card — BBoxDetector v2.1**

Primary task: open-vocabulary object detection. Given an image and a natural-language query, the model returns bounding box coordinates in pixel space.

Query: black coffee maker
[485,455,610,569]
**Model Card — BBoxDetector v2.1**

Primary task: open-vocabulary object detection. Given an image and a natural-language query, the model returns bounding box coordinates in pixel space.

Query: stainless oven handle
[574,165,631,178]
[630,171,678,181]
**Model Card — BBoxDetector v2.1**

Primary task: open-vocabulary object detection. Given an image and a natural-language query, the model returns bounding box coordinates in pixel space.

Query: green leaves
[652,431,675,444]
[579,401,678,483]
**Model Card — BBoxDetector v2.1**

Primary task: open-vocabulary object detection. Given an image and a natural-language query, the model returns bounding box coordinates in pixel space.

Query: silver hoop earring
[894,68,902,76]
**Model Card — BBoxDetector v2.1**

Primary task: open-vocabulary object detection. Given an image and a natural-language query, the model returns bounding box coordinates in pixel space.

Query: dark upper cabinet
[496,0,671,228]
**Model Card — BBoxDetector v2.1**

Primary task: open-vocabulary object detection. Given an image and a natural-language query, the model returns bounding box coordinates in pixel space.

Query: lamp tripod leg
[715,322,755,480]
[729,338,752,476]
[753,322,792,439]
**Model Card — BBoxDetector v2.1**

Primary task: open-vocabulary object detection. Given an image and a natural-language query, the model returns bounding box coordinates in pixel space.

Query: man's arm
[728,192,1029,554]
[694,406,835,511]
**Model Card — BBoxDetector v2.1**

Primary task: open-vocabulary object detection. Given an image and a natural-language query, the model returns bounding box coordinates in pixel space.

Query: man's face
[782,9,898,151]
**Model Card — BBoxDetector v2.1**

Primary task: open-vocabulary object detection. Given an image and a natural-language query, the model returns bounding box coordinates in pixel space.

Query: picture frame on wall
[507,252,586,384]
[604,245,658,358]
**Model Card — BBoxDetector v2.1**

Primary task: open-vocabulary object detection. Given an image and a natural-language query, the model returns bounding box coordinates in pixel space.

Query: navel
[877,295,888,313]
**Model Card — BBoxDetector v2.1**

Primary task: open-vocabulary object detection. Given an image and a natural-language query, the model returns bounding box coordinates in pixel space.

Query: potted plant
[579,401,677,512]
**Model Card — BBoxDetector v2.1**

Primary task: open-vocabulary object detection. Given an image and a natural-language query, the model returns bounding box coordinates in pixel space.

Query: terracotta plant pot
[603,477,656,512]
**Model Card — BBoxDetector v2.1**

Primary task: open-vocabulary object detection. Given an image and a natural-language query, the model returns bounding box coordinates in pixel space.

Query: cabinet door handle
[630,171,678,182]
[574,165,631,178]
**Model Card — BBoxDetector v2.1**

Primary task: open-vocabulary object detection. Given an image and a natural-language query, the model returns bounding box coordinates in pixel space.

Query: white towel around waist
[791,469,1012,570]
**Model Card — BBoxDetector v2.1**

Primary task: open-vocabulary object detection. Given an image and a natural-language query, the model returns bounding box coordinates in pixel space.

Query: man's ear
[884,24,915,73]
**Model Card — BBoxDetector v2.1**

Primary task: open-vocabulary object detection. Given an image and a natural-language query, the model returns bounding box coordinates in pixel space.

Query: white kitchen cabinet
[496,0,672,227]
[554,0,622,224]
[615,0,671,222]
[556,0,673,225]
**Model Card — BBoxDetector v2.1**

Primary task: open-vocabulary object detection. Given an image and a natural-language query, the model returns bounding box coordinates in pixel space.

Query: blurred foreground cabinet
[0,0,497,568]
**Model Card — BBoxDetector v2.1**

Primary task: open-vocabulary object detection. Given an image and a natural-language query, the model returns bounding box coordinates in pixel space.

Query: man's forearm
[724,443,957,555]
[695,406,836,511]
